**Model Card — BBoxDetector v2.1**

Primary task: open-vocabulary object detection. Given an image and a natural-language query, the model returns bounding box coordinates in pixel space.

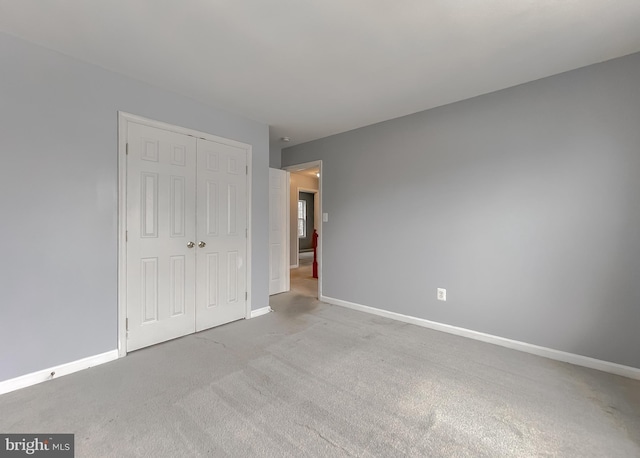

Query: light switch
[322,213,328,222]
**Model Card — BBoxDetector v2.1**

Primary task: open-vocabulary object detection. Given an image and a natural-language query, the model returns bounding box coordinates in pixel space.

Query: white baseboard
[0,350,119,396]
[320,295,640,381]
[290,263,299,269]
[250,306,272,318]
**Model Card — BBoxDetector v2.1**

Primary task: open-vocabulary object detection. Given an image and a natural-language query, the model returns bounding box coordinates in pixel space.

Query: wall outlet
[437,288,446,301]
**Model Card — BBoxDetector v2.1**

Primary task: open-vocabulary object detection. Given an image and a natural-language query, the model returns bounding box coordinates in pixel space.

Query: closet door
[195,138,248,331]
[126,122,197,351]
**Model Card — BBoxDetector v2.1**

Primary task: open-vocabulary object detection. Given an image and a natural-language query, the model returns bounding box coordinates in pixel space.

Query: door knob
[198,241,206,248]
[187,241,195,248]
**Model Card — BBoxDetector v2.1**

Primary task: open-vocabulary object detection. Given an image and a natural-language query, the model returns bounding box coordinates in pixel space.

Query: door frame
[282,160,323,300]
[117,111,253,357]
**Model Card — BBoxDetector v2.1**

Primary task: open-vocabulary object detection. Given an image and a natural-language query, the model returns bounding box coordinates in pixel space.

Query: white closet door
[126,122,197,351]
[269,168,289,295]
[195,138,248,331]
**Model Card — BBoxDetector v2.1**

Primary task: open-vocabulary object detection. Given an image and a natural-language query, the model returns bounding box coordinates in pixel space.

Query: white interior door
[195,138,248,331]
[126,122,197,351]
[269,168,289,295]
[125,119,249,351]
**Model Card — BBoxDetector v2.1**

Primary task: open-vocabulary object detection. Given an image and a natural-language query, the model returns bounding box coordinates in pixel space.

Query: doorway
[297,191,315,253]
[283,161,322,300]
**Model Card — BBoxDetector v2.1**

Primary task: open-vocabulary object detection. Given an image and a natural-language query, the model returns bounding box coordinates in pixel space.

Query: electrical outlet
[437,288,446,301]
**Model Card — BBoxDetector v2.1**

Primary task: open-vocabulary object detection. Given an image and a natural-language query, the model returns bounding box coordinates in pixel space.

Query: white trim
[321,295,640,381]
[250,306,273,318]
[118,112,253,150]
[283,161,323,299]
[290,263,299,269]
[285,172,290,292]
[0,350,118,395]
[118,111,254,352]
[117,113,128,358]
[245,144,253,319]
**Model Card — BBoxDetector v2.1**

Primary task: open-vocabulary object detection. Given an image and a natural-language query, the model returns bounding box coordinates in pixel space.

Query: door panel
[126,122,197,351]
[169,176,186,237]
[195,138,247,331]
[269,168,289,295]
[169,255,186,316]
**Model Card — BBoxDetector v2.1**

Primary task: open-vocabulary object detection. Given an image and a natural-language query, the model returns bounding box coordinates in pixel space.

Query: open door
[269,168,290,295]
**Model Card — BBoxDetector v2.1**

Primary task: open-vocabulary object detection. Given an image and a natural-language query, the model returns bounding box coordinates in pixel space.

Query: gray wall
[283,52,640,369]
[269,144,282,168]
[0,32,270,382]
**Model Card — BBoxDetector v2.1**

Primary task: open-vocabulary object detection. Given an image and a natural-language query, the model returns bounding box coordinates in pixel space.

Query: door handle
[198,241,206,248]
[187,241,195,248]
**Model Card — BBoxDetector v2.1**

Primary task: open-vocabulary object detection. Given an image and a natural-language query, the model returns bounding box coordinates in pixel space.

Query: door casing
[117,112,253,357]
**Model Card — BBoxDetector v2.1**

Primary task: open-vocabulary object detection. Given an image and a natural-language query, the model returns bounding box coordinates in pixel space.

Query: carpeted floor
[1,283,639,456]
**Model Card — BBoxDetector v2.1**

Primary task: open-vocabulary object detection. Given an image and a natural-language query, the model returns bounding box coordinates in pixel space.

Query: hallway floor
[289,251,318,298]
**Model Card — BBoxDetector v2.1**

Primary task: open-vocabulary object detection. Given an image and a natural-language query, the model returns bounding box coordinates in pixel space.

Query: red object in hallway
[312,229,319,279]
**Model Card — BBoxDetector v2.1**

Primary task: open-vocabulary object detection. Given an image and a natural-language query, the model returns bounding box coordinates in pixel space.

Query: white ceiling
[291,167,320,179]
[2,1,640,147]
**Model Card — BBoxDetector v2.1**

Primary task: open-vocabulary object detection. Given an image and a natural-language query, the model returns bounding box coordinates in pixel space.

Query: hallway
[289,251,318,298]
[269,251,318,318]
